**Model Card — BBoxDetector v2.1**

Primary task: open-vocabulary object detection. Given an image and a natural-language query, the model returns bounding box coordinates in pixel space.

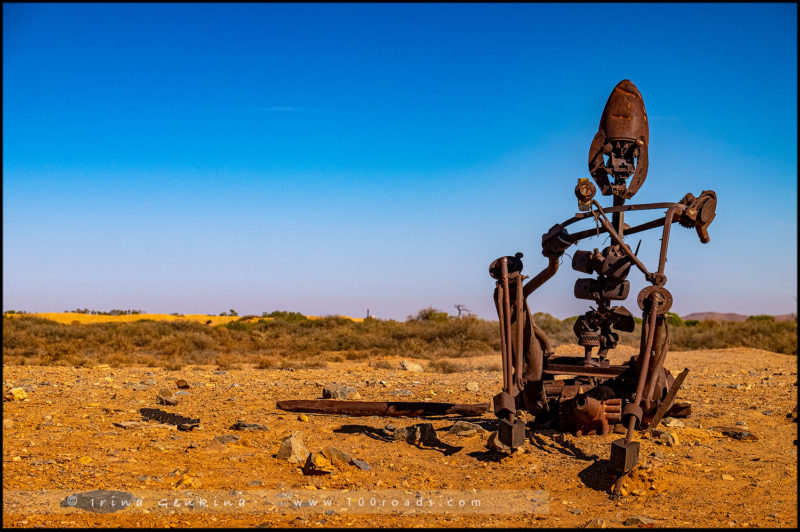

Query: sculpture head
[588,80,649,199]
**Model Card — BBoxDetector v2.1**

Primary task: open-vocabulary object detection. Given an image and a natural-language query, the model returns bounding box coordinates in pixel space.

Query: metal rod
[514,272,524,390]
[501,259,514,395]
[522,255,559,298]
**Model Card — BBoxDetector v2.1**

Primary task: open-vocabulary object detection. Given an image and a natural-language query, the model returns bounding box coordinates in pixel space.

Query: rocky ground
[3,347,798,528]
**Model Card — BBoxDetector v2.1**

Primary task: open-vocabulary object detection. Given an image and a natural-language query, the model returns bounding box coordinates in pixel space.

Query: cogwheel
[679,192,695,205]
[678,217,694,228]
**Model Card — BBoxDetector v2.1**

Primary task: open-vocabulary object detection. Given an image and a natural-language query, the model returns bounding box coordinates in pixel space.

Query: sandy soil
[3,347,797,528]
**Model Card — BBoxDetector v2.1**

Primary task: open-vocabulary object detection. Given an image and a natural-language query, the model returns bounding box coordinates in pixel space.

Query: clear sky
[3,3,797,320]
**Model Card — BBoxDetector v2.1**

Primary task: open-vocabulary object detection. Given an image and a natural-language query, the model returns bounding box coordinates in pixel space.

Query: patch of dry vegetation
[2,309,795,371]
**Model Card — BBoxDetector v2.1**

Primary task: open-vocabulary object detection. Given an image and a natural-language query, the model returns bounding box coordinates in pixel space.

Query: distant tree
[219,312,228,316]
[454,304,471,318]
[747,315,775,322]
[229,309,238,317]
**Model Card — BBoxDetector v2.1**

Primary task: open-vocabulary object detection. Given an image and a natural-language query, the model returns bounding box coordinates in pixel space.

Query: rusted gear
[637,286,673,314]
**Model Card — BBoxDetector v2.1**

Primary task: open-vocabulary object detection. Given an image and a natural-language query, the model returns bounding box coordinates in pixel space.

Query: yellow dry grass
[3,312,363,325]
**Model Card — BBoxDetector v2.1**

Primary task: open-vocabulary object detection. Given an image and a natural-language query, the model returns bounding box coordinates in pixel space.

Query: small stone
[351,458,372,471]
[175,379,190,389]
[214,434,240,445]
[715,427,759,441]
[302,452,335,475]
[624,516,657,526]
[143,378,157,386]
[130,384,148,391]
[389,389,414,396]
[321,385,361,400]
[722,474,735,481]
[762,410,774,416]
[552,433,568,443]
[567,508,582,515]
[247,480,264,487]
[298,414,309,422]
[3,418,14,429]
[465,381,479,392]
[652,429,678,446]
[174,391,189,396]
[156,389,178,406]
[276,431,309,464]
[94,364,110,370]
[651,451,665,461]
[583,518,606,528]
[229,421,269,431]
[447,420,486,437]
[399,360,423,372]
[662,417,685,428]
[321,445,353,468]
[5,388,27,401]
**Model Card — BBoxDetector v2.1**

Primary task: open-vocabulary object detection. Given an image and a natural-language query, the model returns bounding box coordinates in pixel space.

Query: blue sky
[3,3,797,320]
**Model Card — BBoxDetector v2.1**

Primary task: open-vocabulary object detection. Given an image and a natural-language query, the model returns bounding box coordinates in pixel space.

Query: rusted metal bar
[543,364,626,377]
[569,216,668,243]
[276,400,490,418]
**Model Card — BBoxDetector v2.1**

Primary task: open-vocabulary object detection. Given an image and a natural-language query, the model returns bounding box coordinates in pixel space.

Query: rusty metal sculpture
[489,80,717,491]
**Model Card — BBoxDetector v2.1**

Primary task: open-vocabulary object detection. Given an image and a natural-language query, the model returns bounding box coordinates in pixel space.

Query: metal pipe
[626,303,658,444]
[523,255,560,298]
[514,272,524,390]
[501,259,514,395]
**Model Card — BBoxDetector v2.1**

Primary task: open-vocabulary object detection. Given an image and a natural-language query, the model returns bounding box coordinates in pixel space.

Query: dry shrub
[427,360,468,373]
[280,358,328,370]
[371,360,393,369]
[255,356,279,369]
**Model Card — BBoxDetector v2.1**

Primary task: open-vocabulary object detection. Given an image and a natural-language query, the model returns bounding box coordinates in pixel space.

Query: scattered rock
[130,384,148,391]
[624,516,657,526]
[583,518,607,528]
[298,414,309,422]
[174,391,189,396]
[214,370,227,375]
[722,474,735,481]
[214,434,240,445]
[652,429,678,446]
[762,410,774,416]
[465,381,479,392]
[447,420,486,437]
[321,445,353,468]
[156,389,178,406]
[142,378,157,386]
[247,480,264,487]
[229,421,269,431]
[383,424,408,441]
[662,417,685,428]
[351,458,372,471]
[302,452,335,475]
[567,508,582,515]
[5,388,27,401]
[175,379,190,389]
[322,385,361,400]
[389,389,414,396]
[651,451,664,461]
[3,418,14,430]
[276,432,309,464]
[713,426,759,441]
[93,364,111,371]
[399,360,424,372]
[405,423,442,446]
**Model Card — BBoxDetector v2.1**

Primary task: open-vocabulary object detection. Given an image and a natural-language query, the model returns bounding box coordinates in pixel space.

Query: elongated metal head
[588,80,649,199]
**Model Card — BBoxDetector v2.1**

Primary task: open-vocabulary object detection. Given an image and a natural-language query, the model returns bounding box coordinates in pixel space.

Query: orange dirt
[3,347,797,528]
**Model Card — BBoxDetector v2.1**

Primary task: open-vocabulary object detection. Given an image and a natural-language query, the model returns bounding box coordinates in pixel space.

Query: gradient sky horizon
[3,3,797,320]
